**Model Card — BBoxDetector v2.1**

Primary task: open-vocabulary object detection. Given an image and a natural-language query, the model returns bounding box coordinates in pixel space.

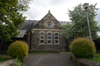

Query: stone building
[17,11,71,51]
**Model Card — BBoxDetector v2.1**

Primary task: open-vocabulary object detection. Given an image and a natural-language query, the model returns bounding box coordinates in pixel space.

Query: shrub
[70,37,96,58]
[7,40,28,60]
[93,38,100,51]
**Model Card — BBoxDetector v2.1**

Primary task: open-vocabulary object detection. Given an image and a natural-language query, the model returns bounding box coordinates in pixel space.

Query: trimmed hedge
[93,38,100,51]
[7,40,28,60]
[70,37,96,58]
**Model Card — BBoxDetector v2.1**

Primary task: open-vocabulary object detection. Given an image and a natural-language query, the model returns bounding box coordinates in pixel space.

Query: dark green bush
[93,38,100,51]
[7,40,28,60]
[70,37,96,58]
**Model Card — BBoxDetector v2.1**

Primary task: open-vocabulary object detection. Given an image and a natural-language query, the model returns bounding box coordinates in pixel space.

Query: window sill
[47,44,52,45]
[39,44,45,45]
[54,44,60,45]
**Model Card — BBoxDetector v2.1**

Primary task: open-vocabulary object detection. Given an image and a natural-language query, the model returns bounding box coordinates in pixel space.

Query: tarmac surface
[21,52,75,66]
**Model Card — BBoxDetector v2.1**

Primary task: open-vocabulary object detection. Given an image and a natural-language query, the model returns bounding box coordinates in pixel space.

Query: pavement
[21,52,75,66]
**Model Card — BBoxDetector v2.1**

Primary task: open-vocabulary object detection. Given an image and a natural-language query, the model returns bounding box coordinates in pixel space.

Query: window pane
[55,33,58,35]
[40,33,44,35]
[48,40,51,43]
[55,36,58,39]
[40,40,44,43]
[40,36,44,39]
[55,40,58,43]
[48,36,51,39]
[47,22,51,26]
[48,33,51,35]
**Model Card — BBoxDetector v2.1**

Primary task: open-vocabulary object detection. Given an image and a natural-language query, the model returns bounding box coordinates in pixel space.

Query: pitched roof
[15,30,27,38]
[18,20,39,30]
[18,20,69,30]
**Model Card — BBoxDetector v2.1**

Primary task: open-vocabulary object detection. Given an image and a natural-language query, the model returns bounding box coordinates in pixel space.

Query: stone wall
[72,55,100,66]
[31,30,67,51]
[0,59,15,66]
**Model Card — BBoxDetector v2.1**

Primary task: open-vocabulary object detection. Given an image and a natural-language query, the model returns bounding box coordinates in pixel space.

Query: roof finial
[48,10,50,13]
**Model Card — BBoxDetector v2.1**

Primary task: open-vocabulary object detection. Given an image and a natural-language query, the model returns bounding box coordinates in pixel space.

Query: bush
[70,37,96,58]
[7,40,28,60]
[93,38,100,51]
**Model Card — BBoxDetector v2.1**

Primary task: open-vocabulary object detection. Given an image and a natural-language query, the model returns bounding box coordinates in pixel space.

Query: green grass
[85,54,100,63]
[29,51,51,54]
[0,55,12,62]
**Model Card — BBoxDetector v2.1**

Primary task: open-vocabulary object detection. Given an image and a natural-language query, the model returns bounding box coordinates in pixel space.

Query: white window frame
[47,33,52,44]
[55,33,59,44]
[40,33,44,44]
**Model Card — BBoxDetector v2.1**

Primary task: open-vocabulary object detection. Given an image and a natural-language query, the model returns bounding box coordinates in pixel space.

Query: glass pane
[55,36,58,39]
[47,22,51,26]
[48,36,51,39]
[48,40,51,43]
[55,40,58,43]
[55,33,58,35]
[48,33,51,35]
[40,36,44,39]
[40,33,44,35]
[40,40,44,43]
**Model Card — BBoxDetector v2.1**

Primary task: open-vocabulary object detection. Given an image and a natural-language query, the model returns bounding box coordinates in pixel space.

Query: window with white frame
[47,33,52,44]
[55,33,59,44]
[40,33,44,44]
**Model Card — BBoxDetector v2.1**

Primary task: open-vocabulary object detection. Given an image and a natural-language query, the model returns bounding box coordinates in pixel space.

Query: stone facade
[17,10,71,51]
[31,30,67,51]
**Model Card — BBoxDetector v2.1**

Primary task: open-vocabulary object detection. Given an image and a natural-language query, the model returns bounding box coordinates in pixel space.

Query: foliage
[12,58,22,66]
[0,0,32,41]
[85,54,100,63]
[0,55,11,62]
[93,38,100,51]
[7,40,28,60]
[60,3,99,40]
[70,37,96,58]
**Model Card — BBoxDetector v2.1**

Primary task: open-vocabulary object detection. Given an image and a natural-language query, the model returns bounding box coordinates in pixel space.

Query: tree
[0,0,32,41]
[60,3,99,40]
[0,0,32,50]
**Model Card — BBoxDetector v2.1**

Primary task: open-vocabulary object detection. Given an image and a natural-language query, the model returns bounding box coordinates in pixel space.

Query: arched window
[47,33,52,44]
[55,33,59,44]
[40,33,44,44]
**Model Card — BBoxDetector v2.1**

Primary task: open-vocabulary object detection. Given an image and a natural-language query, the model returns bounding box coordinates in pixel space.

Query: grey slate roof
[18,20,68,30]
[59,21,68,25]
[18,20,39,30]
[15,30,27,38]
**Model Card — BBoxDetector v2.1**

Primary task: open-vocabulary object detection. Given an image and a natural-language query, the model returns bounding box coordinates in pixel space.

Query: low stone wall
[72,55,100,66]
[0,59,15,66]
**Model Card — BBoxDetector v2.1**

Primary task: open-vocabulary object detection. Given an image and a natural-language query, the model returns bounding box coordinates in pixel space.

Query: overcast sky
[22,0,100,25]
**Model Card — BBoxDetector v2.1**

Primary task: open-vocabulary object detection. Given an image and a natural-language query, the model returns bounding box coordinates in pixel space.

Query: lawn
[85,54,100,63]
[0,55,12,62]
[29,51,51,54]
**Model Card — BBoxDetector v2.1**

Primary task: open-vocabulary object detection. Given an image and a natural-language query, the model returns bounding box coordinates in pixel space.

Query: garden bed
[72,54,100,66]
[0,55,12,62]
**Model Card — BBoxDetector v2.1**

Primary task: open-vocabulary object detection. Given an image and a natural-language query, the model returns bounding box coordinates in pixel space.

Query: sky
[22,0,100,25]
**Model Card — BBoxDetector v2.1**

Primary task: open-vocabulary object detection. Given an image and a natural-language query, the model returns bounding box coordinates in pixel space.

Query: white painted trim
[32,28,64,31]
[47,33,52,44]
[40,33,45,44]
[54,33,59,44]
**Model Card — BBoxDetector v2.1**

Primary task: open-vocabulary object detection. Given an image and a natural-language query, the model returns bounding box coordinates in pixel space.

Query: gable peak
[48,10,50,13]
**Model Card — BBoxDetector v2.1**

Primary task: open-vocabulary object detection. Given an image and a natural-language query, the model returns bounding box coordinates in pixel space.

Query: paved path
[21,53,75,66]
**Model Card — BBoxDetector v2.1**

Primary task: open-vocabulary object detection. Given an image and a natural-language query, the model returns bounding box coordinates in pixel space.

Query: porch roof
[15,30,27,38]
